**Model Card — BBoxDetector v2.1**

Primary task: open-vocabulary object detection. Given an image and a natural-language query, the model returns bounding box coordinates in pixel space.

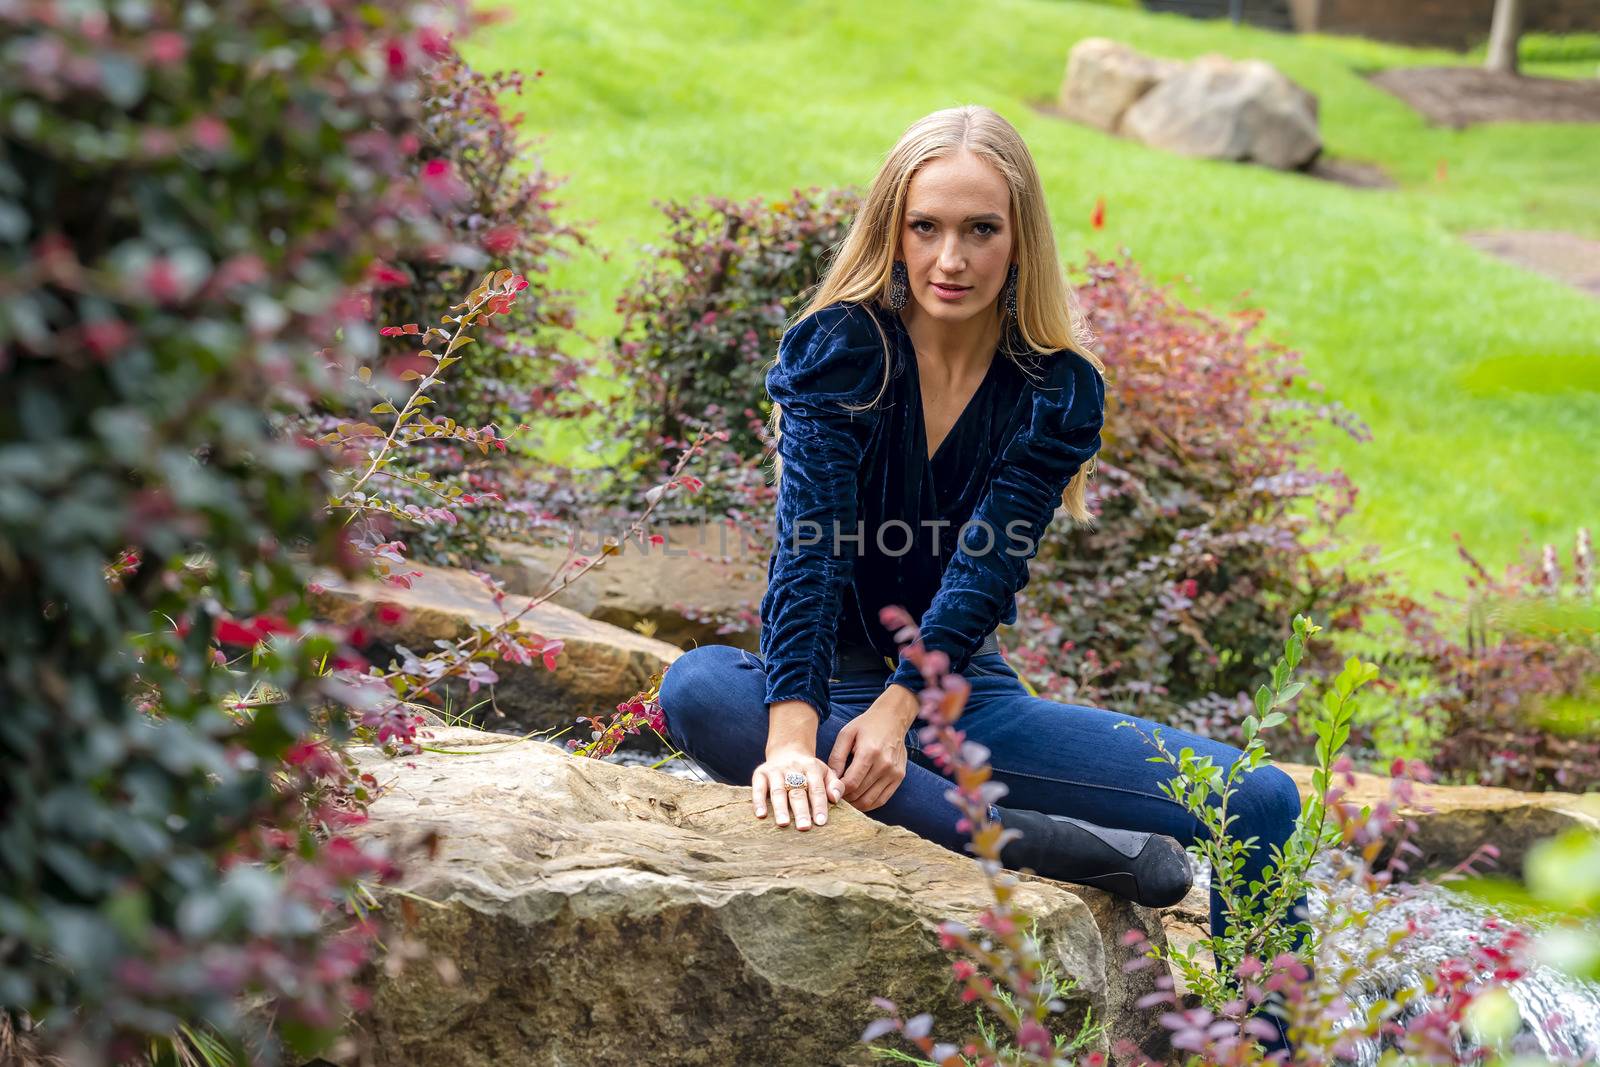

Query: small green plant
[1114,615,1373,1016]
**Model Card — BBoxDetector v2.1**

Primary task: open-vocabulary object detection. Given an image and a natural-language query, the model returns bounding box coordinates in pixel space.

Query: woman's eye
[908,217,992,235]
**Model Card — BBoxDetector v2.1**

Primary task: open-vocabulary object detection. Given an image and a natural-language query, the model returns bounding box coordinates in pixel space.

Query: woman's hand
[752,740,843,830]
[826,686,919,812]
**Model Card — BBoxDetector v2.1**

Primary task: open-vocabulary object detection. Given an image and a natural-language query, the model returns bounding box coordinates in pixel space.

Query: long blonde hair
[766,104,1106,525]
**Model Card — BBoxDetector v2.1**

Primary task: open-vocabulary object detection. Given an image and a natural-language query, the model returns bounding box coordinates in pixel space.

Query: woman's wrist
[766,700,820,757]
[883,683,922,729]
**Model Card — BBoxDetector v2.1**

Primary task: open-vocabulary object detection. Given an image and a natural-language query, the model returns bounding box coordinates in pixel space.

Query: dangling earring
[888,260,909,310]
[1002,262,1019,319]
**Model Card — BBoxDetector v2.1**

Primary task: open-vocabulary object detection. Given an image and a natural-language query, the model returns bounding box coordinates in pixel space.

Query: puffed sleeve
[887,348,1104,693]
[759,302,888,719]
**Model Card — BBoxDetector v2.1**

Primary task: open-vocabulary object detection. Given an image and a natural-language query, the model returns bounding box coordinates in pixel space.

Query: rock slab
[339,725,1178,1067]
[1278,762,1600,879]
[486,525,767,653]
[312,563,682,735]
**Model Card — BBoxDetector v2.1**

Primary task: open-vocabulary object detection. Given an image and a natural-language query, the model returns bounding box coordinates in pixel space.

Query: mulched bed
[1303,155,1396,188]
[1367,66,1600,128]
[1461,230,1600,300]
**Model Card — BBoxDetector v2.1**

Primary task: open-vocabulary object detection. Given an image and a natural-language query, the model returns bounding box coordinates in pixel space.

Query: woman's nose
[938,239,965,273]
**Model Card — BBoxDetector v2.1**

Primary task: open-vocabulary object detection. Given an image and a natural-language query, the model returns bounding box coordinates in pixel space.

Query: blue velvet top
[758,298,1106,718]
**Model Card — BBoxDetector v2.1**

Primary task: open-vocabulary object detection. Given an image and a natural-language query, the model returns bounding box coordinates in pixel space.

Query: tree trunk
[1486,0,1524,75]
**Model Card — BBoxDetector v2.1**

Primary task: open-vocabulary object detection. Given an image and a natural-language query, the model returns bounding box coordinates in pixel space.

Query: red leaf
[215,619,261,646]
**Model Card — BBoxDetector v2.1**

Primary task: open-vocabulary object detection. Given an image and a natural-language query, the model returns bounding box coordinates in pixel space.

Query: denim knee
[1247,764,1305,835]
[657,643,749,746]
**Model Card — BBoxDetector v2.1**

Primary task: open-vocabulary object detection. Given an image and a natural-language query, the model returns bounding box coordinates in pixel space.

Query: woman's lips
[931,283,970,299]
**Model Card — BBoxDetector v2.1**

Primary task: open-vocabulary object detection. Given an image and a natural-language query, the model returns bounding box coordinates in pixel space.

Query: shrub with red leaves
[1385,528,1599,791]
[602,186,861,518]
[352,49,592,568]
[1011,250,1402,759]
[377,50,590,431]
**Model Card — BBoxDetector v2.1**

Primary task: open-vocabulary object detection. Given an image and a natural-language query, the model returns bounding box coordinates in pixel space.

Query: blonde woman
[658,105,1306,1054]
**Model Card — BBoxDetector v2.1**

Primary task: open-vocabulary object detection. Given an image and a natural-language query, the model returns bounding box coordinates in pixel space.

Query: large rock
[1057,40,1321,171]
[1278,761,1600,879]
[487,524,767,653]
[1155,764,1600,1000]
[1120,53,1321,170]
[339,725,1178,1067]
[1059,38,1183,134]
[312,563,682,736]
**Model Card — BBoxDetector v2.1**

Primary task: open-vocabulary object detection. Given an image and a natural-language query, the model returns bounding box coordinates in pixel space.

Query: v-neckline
[888,309,1002,467]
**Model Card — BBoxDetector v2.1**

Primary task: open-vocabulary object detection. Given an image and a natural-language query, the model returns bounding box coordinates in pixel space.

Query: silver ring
[783,771,807,789]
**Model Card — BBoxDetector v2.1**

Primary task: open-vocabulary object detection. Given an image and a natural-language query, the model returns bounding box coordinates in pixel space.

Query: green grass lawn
[462,0,1600,606]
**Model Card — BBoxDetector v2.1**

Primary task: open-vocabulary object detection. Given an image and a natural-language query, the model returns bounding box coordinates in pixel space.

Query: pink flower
[189,115,229,153]
[211,254,267,293]
[418,158,467,205]
[139,127,179,159]
[1017,1021,1052,1054]
[145,258,183,303]
[145,31,187,64]
[482,224,518,256]
[417,24,452,59]
[82,319,131,360]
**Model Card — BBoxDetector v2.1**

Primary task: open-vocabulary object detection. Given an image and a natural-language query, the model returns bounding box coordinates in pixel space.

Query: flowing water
[1288,853,1600,1064]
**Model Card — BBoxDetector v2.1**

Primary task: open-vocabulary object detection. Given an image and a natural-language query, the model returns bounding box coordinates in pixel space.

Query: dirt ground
[1367,66,1600,127]
[1461,230,1600,299]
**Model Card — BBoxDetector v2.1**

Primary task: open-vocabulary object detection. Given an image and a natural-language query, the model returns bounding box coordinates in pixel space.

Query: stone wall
[1287,0,1600,49]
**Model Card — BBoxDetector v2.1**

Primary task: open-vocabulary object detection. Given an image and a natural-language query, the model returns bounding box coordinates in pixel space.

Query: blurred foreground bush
[0,0,475,1060]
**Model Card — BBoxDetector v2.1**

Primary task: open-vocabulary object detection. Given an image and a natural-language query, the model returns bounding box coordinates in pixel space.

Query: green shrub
[0,0,474,1059]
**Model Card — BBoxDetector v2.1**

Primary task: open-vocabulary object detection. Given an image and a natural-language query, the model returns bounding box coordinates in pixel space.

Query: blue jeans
[657,643,1310,1053]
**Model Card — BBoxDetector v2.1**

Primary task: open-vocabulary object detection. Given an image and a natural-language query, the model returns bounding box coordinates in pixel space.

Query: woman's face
[899,150,1015,327]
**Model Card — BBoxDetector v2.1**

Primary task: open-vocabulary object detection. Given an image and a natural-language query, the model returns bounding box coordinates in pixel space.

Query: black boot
[994,806,1194,908]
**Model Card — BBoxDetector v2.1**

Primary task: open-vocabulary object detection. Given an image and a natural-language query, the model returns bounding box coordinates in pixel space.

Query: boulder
[1119,53,1321,170]
[1278,762,1600,879]
[1059,38,1184,134]
[486,524,767,653]
[312,563,682,736]
[339,724,1178,1067]
[1154,765,1600,1000]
